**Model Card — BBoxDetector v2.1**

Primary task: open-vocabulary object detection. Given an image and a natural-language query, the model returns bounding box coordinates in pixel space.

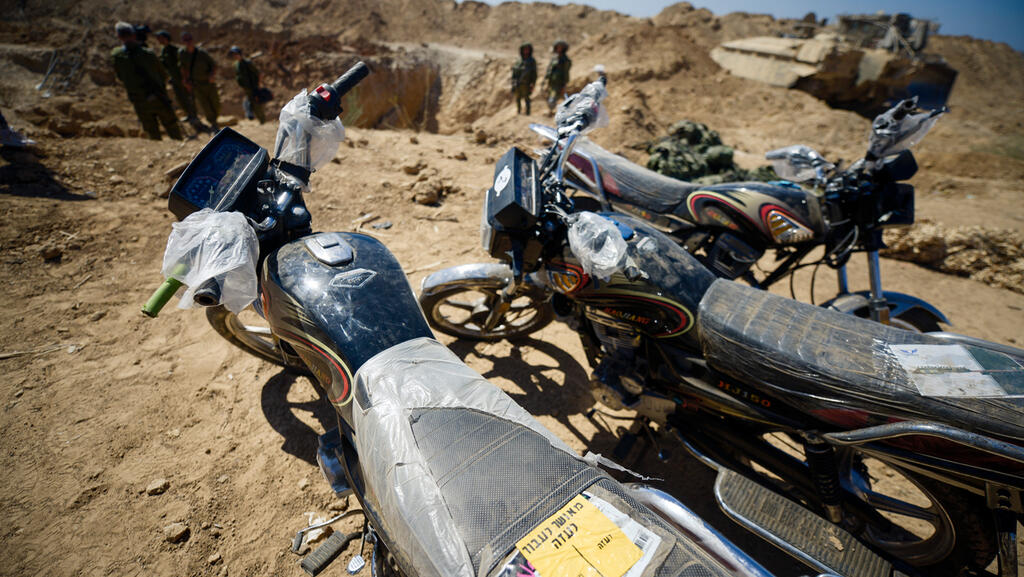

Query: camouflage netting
[646,120,776,185]
[883,221,1024,295]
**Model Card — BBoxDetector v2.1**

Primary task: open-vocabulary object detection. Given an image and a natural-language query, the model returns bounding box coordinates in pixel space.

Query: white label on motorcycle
[494,165,512,196]
[583,492,662,577]
[887,344,1012,397]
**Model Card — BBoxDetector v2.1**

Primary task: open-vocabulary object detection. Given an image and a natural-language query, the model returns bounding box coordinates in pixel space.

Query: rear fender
[823,290,950,326]
[419,262,550,298]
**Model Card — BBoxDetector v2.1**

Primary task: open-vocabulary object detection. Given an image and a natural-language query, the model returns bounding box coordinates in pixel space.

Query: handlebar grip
[142,277,183,318]
[331,62,370,99]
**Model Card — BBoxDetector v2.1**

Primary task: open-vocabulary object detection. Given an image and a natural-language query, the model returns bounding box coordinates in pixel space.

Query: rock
[40,245,62,261]
[217,474,229,484]
[146,478,169,495]
[89,311,107,322]
[401,160,425,175]
[48,117,81,138]
[208,553,222,565]
[453,151,467,161]
[217,116,239,128]
[201,521,211,530]
[163,522,189,543]
[109,175,124,185]
[474,130,488,144]
[297,478,310,490]
[409,135,419,144]
[164,161,189,181]
[411,179,442,205]
[154,183,170,198]
[328,497,350,512]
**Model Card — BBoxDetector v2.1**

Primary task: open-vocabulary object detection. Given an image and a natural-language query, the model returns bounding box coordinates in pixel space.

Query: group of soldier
[111,22,266,141]
[511,40,571,116]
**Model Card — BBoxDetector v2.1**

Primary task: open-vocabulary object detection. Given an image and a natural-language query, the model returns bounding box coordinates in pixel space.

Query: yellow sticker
[516,494,643,577]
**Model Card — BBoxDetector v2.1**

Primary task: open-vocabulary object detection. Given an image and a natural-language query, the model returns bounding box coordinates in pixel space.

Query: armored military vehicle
[710,13,957,115]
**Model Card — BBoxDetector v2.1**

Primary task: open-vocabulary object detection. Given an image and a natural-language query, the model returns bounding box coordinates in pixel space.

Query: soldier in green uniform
[228,46,265,124]
[155,30,198,126]
[111,22,182,140]
[542,40,571,113]
[180,32,220,130]
[511,43,537,115]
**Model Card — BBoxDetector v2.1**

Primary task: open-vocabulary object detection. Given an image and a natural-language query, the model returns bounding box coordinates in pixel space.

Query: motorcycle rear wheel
[206,305,309,373]
[420,283,554,341]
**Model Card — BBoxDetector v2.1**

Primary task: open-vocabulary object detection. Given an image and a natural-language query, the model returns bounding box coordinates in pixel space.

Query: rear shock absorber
[802,433,844,524]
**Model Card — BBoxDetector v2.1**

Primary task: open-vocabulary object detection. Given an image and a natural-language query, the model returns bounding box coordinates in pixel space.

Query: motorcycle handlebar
[142,277,183,318]
[331,61,370,98]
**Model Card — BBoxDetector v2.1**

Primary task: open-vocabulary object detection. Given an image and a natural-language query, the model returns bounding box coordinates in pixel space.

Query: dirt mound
[883,221,1024,294]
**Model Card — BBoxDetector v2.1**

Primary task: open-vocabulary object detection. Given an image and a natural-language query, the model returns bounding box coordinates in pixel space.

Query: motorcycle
[423,85,951,342]
[419,80,1024,576]
[140,63,779,577]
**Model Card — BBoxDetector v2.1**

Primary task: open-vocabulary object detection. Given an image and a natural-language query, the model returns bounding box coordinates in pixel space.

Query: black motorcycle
[141,63,778,577]
[424,86,950,341]
[419,83,1024,577]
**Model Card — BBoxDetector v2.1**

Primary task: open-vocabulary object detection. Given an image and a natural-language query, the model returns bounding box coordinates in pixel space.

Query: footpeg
[300,531,359,576]
[714,468,891,577]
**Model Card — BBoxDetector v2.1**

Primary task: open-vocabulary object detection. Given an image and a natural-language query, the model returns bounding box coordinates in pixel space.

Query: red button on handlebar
[316,85,331,101]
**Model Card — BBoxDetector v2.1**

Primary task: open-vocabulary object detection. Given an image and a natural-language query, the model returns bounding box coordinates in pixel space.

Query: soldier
[228,46,265,124]
[180,32,220,130]
[510,43,537,115]
[542,40,571,112]
[110,22,182,140]
[154,30,199,127]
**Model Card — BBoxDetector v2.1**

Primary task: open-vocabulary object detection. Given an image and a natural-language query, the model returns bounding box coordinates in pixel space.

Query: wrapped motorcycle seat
[697,280,1024,443]
[576,139,701,213]
[352,337,745,577]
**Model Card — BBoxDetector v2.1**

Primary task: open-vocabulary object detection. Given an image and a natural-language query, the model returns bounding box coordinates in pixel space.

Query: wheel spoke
[860,490,940,523]
[441,298,481,311]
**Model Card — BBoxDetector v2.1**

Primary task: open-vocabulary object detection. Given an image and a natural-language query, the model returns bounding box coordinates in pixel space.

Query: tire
[839,451,997,575]
[206,305,308,373]
[419,282,555,341]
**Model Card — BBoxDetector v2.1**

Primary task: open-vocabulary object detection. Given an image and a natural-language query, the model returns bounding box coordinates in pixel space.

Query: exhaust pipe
[624,483,774,577]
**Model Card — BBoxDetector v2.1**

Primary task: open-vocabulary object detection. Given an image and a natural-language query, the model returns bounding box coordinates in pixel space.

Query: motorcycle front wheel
[419,283,555,341]
[206,305,309,373]
[838,450,997,575]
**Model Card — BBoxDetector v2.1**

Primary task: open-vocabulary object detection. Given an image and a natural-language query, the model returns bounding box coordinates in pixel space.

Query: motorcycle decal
[262,284,355,405]
[583,289,694,338]
[546,261,589,294]
[277,327,354,405]
[495,165,512,195]
[716,380,773,408]
[760,205,814,244]
[686,191,760,231]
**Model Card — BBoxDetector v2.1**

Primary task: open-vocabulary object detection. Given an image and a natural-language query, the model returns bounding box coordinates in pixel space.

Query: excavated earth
[1,1,1022,576]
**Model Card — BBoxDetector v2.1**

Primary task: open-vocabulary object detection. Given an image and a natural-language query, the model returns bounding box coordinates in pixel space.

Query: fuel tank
[546,213,717,352]
[678,182,824,246]
[261,232,432,407]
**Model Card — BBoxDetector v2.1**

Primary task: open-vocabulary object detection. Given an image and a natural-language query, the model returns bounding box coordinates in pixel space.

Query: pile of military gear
[646,120,775,185]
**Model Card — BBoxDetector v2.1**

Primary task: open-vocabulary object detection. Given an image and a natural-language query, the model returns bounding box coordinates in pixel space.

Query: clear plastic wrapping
[764,144,833,183]
[868,97,944,160]
[567,211,629,280]
[160,208,259,313]
[555,80,610,135]
[351,337,577,577]
[273,89,346,174]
